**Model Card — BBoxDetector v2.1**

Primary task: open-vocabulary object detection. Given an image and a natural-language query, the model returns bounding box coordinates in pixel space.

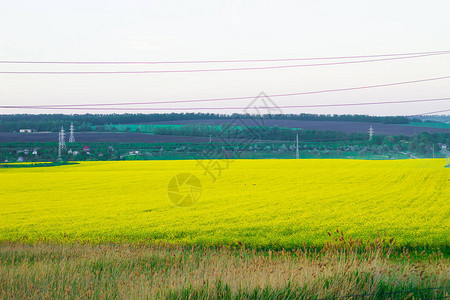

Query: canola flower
[0,159,448,248]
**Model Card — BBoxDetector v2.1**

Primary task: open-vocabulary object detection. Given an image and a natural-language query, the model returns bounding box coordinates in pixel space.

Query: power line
[2,75,449,108]
[2,97,448,111]
[0,50,448,64]
[410,108,450,116]
[0,53,448,74]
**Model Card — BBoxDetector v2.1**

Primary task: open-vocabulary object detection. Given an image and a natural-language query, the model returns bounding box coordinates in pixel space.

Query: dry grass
[1,235,449,299]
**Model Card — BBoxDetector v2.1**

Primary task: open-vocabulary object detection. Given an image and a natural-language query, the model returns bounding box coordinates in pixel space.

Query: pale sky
[0,0,449,116]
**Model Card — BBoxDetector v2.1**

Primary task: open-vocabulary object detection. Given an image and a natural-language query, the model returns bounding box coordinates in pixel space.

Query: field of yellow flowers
[0,159,448,248]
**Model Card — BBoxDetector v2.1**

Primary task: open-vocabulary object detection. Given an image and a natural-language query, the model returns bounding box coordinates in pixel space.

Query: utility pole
[209,135,212,143]
[432,144,435,158]
[68,122,75,143]
[296,133,299,159]
[368,125,374,141]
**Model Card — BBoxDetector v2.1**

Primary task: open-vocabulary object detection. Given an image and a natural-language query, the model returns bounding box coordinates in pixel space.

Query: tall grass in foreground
[0,233,449,299]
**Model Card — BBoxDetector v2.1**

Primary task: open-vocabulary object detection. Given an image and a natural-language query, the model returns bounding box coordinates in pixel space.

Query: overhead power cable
[1,75,449,108]
[0,53,448,74]
[410,108,450,116]
[1,97,448,111]
[0,50,448,64]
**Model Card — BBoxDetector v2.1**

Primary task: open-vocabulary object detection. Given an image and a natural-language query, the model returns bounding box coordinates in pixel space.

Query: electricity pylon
[368,125,374,141]
[58,126,66,159]
[68,122,75,143]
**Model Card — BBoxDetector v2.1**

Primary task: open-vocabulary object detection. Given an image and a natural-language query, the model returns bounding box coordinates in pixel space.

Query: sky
[0,0,449,116]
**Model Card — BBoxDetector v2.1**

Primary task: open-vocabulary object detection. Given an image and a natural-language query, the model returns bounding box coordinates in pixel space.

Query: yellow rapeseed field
[0,159,448,248]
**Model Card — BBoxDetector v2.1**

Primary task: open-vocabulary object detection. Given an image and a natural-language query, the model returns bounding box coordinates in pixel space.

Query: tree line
[152,124,450,151]
[1,131,448,162]
[0,113,425,132]
[153,124,365,142]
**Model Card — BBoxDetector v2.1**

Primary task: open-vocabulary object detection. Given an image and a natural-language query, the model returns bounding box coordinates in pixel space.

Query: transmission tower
[68,122,75,143]
[368,125,374,141]
[58,126,66,159]
[296,133,299,159]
